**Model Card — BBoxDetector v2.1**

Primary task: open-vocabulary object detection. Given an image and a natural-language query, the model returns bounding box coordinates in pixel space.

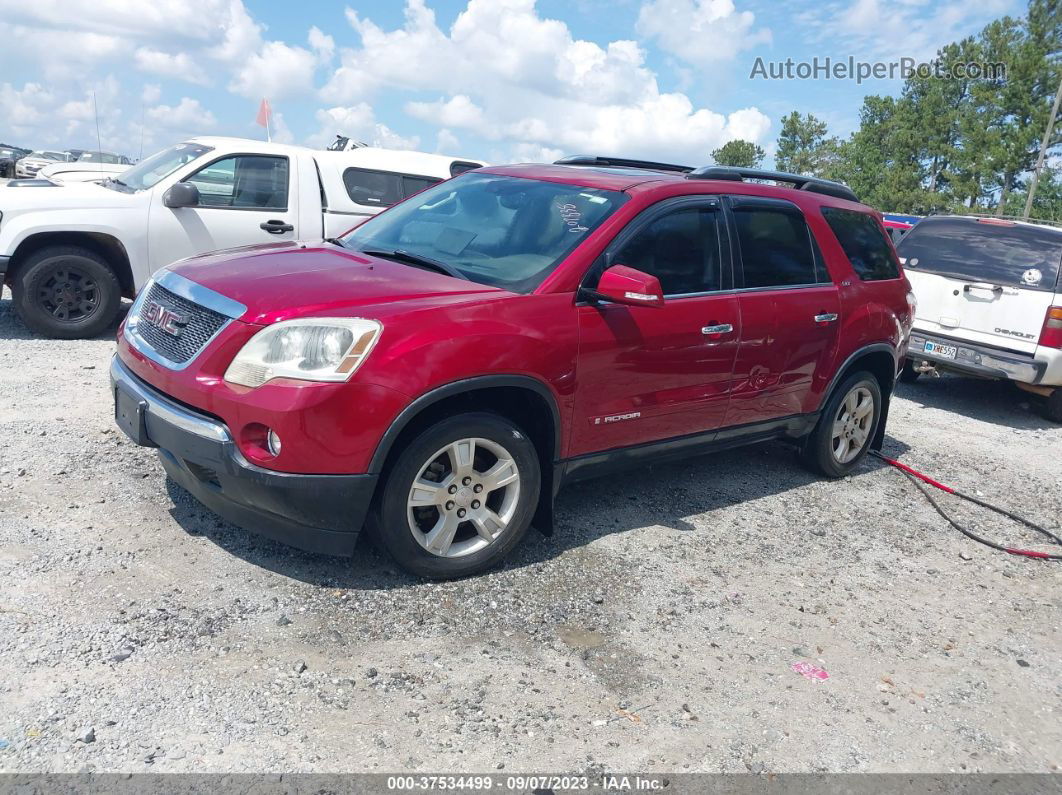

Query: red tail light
[1040,307,1062,349]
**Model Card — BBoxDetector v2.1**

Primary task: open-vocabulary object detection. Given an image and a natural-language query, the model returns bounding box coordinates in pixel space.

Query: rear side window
[343,168,443,208]
[898,217,1062,291]
[823,208,901,281]
[732,204,822,288]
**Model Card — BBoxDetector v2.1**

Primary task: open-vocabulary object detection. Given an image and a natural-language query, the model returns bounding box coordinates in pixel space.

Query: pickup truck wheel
[801,371,882,478]
[1040,388,1062,424]
[370,412,540,579]
[12,246,121,339]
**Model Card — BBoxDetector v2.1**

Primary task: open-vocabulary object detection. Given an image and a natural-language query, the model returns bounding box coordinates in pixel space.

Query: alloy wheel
[37,263,101,322]
[406,437,521,558]
[831,385,875,464]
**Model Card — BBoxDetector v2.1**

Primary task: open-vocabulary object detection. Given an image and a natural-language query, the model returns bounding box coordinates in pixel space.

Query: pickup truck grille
[134,282,227,365]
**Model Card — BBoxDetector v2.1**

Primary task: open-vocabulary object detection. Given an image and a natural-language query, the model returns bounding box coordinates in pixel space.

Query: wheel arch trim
[367,375,563,475]
[824,342,899,399]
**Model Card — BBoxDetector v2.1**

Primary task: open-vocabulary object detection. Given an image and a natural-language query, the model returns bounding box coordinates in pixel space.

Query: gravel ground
[0,285,1059,774]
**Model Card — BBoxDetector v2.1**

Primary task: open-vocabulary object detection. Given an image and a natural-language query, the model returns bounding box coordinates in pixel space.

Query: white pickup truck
[0,137,485,338]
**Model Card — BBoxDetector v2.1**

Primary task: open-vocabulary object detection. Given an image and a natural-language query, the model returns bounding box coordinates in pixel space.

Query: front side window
[341,172,626,292]
[185,155,289,209]
[823,208,901,281]
[611,206,723,295]
[118,142,212,191]
[732,204,819,288]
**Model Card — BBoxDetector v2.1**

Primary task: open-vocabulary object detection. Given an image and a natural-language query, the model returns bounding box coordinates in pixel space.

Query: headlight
[224,317,382,388]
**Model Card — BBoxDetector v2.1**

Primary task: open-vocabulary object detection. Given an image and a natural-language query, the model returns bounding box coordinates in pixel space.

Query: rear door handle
[963,282,1003,294]
[260,219,295,234]
[702,323,733,335]
[814,313,839,323]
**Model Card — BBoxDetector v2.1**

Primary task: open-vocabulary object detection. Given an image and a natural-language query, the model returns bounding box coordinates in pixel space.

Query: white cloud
[310,105,421,151]
[134,48,210,85]
[799,0,1013,61]
[141,84,162,104]
[308,26,335,63]
[270,111,295,144]
[636,0,771,66]
[405,95,485,129]
[435,128,461,154]
[320,0,771,164]
[145,97,217,130]
[0,83,56,134]
[228,40,318,100]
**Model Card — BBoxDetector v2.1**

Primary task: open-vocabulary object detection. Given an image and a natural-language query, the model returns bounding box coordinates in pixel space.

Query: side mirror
[582,264,664,308]
[163,182,200,209]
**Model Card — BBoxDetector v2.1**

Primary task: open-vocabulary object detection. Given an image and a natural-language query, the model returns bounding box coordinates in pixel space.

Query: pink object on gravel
[791,661,829,681]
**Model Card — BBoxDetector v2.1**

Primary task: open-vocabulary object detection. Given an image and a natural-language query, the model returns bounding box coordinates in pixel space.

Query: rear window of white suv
[898,217,1062,292]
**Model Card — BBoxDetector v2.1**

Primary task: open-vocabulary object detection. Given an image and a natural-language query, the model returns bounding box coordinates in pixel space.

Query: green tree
[774,111,841,177]
[711,139,765,168]
[1003,164,1062,222]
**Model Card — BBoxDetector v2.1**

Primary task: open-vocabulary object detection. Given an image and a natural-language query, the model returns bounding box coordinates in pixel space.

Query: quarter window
[185,155,289,209]
[732,205,820,288]
[611,206,724,295]
[343,168,443,207]
[823,208,901,281]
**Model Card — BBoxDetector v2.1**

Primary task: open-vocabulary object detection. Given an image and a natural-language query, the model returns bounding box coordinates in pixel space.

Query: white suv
[897,215,1062,422]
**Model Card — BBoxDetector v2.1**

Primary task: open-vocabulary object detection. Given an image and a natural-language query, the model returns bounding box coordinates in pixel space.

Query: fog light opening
[267,429,282,457]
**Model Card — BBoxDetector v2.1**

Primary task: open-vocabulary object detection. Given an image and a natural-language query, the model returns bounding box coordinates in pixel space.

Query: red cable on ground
[869,450,1062,561]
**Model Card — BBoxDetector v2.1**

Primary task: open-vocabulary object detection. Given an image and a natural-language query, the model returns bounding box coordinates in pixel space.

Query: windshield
[79,152,123,164]
[340,172,626,292]
[898,217,1062,292]
[113,142,213,191]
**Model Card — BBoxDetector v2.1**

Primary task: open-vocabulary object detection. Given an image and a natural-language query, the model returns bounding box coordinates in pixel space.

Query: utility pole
[1024,74,1062,221]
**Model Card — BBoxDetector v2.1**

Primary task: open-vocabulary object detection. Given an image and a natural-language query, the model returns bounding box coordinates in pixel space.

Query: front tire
[801,371,882,478]
[12,245,122,339]
[370,412,541,579]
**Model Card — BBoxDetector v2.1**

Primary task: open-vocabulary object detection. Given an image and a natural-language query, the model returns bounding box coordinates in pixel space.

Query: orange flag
[255,98,272,127]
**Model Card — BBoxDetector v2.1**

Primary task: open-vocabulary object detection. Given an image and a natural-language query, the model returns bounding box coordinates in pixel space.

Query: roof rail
[687,166,859,203]
[554,155,692,174]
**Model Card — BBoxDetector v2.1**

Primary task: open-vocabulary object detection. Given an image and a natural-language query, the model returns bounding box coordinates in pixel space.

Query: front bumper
[110,355,376,557]
[907,331,1045,383]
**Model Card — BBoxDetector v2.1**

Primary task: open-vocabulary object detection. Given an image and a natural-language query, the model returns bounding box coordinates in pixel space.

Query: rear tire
[12,245,121,339]
[369,412,541,579]
[801,371,882,478]
[1040,388,1062,424]
[898,360,921,383]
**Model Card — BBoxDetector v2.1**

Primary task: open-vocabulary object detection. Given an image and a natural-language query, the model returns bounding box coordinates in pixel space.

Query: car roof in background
[917,214,1062,237]
[314,146,487,179]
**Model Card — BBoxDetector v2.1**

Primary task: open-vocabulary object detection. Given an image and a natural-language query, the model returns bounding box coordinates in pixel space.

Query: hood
[0,179,133,210]
[39,162,125,178]
[167,241,509,325]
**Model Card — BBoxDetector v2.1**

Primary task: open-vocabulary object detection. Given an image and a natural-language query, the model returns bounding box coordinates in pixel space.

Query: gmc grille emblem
[142,300,189,337]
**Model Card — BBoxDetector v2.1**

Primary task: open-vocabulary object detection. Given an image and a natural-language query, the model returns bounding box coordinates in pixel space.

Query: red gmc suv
[111,157,914,579]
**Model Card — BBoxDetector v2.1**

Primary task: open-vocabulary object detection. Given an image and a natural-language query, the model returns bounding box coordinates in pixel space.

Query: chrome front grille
[133,282,227,365]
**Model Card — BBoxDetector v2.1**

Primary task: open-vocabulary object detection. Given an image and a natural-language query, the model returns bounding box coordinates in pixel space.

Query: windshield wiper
[324,237,346,248]
[361,248,469,281]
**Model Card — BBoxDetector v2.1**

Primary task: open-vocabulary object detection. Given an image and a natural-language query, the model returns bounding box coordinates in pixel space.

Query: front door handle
[700,322,734,337]
[260,219,295,234]
[702,323,734,335]
[814,313,839,324]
